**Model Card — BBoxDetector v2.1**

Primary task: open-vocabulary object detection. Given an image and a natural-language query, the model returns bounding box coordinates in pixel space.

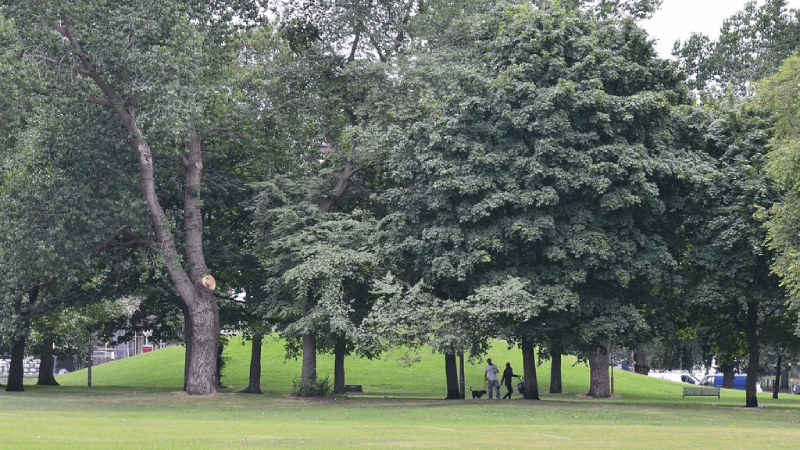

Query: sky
[641,0,800,58]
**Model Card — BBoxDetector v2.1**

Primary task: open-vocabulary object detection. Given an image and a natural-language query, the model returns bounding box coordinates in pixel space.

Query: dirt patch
[170,390,219,398]
[574,393,622,399]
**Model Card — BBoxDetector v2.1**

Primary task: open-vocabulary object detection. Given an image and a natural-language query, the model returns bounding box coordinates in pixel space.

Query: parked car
[647,372,702,385]
[700,374,762,392]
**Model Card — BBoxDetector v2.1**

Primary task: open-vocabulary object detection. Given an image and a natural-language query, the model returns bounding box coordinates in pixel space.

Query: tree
[680,96,791,407]
[379,1,694,399]
[1,1,267,395]
[252,0,467,390]
[758,53,800,313]
[673,0,800,95]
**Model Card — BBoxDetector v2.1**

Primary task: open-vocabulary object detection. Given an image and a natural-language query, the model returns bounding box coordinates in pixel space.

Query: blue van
[700,375,762,392]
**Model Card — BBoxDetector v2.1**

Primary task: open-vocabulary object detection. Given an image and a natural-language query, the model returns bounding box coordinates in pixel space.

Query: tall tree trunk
[549,352,563,394]
[521,341,540,400]
[37,334,59,386]
[242,332,263,394]
[633,350,649,375]
[444,352,460,399]
[301,290,317,384]
[5,335,26,392]
[745,301,759,408]
[333,342,346,394]
[587,341,611,398]
[458,352,466,399]
[301,332,317,383]
[183,290,219,395]
[773,355,782,399]
[182,305,192,391]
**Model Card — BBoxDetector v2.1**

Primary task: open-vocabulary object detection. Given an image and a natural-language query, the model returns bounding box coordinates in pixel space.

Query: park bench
[682,386,720,398]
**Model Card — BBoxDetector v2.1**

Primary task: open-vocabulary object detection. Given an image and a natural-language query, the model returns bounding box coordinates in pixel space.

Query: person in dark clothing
[501,362,521,399]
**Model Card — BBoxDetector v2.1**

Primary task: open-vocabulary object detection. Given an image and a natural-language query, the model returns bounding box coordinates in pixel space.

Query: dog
[470,387,487,399]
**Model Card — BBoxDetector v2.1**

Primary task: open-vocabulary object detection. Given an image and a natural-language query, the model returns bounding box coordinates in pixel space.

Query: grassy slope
[54,335,794,407]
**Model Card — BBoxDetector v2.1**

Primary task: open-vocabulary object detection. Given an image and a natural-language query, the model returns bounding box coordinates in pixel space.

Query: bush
[291,375,333,397]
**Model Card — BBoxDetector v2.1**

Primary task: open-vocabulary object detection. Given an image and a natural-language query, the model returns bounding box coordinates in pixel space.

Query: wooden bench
[682,386,720,398]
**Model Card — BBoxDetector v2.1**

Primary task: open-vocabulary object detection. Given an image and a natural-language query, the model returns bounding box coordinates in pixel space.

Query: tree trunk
[333,343,346,394]
[549,352,563,394]
[781,362,790,389]
[444,352,460,399]
[301,332,317,383]
[5,335,26,392]
[633,350,649,375]
[587,342,611,398]
[37,334,59,386]
[183,290,219,395]
[773,355,782,399]
[458,352,466,399]
[242,332,263,394]
[301,288,317,384]
[721,364,735,389]
[182,305,192,392]
[745,301,759,408]
[521,341,540,400]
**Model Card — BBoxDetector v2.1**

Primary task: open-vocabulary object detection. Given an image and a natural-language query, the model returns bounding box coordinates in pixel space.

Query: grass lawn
[2,336,800,449]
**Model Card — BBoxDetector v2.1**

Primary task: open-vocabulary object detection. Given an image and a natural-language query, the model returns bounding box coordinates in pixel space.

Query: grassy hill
[52,335,780,406]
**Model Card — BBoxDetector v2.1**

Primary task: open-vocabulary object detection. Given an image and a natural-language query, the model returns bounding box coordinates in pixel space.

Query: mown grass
[2,336,800,449]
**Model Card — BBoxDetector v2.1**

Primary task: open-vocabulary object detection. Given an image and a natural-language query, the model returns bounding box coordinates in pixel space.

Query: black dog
[470,387,487,399]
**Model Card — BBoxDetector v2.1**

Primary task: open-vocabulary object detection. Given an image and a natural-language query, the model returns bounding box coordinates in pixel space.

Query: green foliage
[290,375,333,397]
[673,0,800,95]
[759,53,800,312]
[379,1,692,356]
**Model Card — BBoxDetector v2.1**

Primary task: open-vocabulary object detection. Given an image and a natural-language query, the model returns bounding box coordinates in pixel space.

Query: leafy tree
[251,0,467,391]
[681,96,792,407]
[673,0,800,95]
[758,53,800,311]
[1,0,267,395]
[379,1,693,399]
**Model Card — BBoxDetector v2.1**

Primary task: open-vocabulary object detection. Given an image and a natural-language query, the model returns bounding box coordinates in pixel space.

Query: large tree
[252,0,488,390]
[681,97,791,407]
[379,1,693,399]
[1,1,267,395]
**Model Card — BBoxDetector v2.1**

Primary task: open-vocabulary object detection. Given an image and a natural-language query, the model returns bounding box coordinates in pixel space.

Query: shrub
[291,376,333,397]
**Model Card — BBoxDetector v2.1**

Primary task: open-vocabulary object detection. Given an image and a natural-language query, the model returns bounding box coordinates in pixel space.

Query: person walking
[485,358,500,400]
[501,362,521,399]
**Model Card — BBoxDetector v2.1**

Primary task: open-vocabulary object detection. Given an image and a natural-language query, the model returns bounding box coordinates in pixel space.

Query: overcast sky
[641,0,800,58]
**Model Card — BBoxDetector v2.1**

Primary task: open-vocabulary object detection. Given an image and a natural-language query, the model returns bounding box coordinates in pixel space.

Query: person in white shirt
[484,358,500,400]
